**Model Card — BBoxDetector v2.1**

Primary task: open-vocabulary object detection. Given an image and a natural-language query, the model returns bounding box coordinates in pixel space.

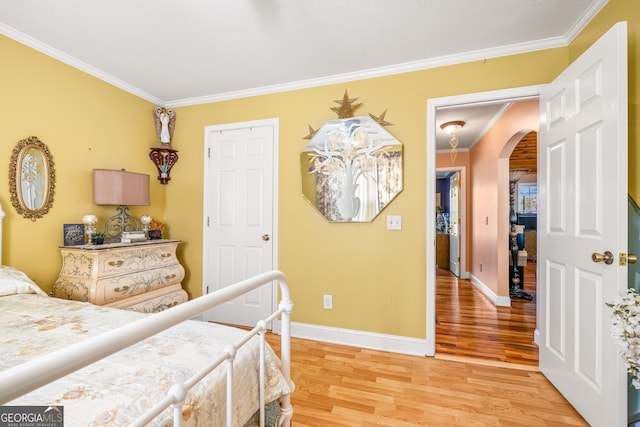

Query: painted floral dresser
[51,239,187,313]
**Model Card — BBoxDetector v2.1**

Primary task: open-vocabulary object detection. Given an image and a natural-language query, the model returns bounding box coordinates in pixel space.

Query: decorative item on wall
[330,91,363,119]
[150,107,179,184]
[153,107,176,143]
[300,91,403,222]
[92,169,150,240]
[439,121,465,162]
[9,136,56,221]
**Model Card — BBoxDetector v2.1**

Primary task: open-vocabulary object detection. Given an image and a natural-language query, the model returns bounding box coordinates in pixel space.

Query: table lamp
[93,169,150,240]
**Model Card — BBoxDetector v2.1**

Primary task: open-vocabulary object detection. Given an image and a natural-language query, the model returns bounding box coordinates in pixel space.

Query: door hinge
[207,147,211,158]
[207,217,210,227]
[206,286,209,294]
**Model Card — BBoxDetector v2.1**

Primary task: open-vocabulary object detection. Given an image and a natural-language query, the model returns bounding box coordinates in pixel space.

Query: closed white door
[449,172,460,276]
[203,119,278,327]
[538,22,627,426]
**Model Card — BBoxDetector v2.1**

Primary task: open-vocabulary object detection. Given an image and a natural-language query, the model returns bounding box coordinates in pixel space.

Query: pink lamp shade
[93,169,150,206]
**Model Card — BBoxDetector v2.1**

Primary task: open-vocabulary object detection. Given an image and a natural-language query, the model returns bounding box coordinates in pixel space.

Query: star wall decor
[302,91,393,140]
[369,110,393,127]
[330,90,362,119]
[303,125,318,140]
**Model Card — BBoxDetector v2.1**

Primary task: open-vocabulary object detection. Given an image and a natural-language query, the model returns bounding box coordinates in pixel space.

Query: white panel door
[538,22,627,426]
[203,119,277,327]
[449,171,460,276]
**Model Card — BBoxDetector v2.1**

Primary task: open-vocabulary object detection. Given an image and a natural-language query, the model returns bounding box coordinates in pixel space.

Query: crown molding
[168,35,570,107]
[2,0,608,108]
[0,23,164,106]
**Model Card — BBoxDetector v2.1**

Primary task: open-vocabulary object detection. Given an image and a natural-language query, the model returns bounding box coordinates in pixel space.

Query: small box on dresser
[51,239,188,313]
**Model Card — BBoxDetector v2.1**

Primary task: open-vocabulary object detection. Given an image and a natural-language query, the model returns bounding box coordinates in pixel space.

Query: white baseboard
[288,322,427,356]
[470,274,511,307]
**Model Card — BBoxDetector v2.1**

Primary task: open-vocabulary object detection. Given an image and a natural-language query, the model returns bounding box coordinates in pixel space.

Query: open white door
[203,119,278,327]
[539,22,627,426]
[449,171,460,276]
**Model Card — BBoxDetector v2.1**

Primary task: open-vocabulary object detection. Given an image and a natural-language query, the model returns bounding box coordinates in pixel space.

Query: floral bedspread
[0,293,292,426]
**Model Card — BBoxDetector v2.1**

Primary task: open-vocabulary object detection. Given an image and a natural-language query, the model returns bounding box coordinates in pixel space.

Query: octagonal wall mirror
[300,116,403,222]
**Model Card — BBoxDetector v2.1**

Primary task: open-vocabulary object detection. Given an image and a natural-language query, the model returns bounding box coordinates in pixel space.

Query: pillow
[0,266,47,297]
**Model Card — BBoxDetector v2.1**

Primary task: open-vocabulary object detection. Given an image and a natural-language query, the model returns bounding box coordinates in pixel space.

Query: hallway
[435,263,538,366]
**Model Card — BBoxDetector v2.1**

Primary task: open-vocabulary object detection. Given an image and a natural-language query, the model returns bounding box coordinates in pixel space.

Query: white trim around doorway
[425,85,545,356]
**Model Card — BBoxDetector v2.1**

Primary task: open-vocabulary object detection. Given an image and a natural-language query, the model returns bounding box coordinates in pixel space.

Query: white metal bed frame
[0,265,294,427]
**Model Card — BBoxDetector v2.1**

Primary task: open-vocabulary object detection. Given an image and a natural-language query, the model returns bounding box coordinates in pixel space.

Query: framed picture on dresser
[62,223,84,246]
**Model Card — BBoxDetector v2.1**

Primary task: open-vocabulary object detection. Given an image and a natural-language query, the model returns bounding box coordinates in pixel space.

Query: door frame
[435,167,467,278]
[426,85,544,356]
[201,117,280,329]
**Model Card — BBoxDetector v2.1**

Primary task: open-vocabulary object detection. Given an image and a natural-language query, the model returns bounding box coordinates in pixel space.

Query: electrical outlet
[387,215,402,230]
[323,294,333,310]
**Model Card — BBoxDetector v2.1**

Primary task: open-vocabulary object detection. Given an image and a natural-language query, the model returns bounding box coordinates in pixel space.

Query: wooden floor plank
[262,261,587,425]
[435,263,538,366]
[265,333,586,426]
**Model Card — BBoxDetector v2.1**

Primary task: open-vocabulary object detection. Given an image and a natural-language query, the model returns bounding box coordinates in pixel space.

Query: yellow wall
[169,49,567,339]
[3,0,637,341]
[0,35,164,289]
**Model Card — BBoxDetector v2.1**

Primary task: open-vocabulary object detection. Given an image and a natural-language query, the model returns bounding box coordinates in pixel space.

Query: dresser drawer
[115,287,189,313]
[54,240,186,312]
[91,263,185,305]
[98,243,178,276]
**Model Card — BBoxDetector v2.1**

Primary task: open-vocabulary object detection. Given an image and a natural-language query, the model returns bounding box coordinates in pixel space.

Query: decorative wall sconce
[150,107,178,184]
[440,121,465,162]
[149,146,179,184]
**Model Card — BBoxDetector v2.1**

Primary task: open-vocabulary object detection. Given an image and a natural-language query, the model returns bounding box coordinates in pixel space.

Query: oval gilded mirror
[9,136,56,221]
[300,116,403,222]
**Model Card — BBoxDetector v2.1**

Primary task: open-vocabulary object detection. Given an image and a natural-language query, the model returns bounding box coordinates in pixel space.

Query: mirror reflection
[9,136,56,221]
[300,116,403,222]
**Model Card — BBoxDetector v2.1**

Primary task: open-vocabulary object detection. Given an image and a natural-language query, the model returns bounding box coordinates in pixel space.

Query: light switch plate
[387,215,402,230]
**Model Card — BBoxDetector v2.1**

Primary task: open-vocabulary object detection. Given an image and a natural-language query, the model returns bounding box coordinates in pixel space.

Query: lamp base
[105,206,141,240]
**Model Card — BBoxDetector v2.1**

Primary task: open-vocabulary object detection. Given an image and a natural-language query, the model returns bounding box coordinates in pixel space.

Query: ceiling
[0,1,606,149]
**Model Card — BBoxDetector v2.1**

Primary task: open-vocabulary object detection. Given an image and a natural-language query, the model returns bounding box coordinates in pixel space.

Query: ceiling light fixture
[440,120,465,162]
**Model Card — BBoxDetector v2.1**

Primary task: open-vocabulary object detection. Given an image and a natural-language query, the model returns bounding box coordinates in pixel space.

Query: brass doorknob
[592,251,614,265]
[262,234,270,241]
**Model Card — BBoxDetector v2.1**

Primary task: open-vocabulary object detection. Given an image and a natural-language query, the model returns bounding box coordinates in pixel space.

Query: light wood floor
[435,263,539,366]
[265,264,587,426]
[266,333,587,426]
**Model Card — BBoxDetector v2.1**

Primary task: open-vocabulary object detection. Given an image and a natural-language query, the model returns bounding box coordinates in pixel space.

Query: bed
[0,211,293,426]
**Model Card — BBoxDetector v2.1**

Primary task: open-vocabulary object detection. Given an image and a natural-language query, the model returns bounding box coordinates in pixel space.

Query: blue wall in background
[436,178,450,213]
